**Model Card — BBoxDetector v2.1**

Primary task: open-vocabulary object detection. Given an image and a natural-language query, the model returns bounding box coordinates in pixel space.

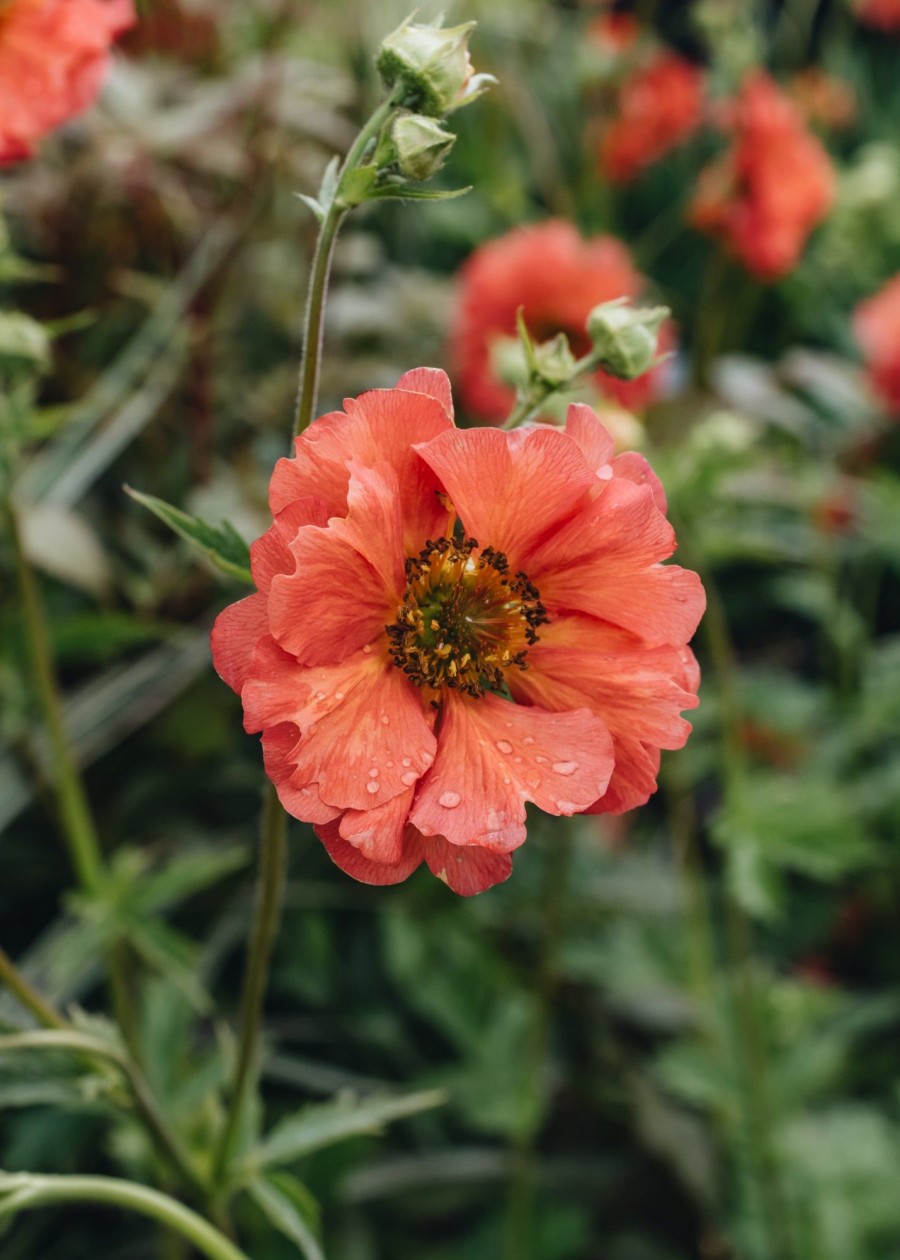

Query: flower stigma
[386,536,548,698]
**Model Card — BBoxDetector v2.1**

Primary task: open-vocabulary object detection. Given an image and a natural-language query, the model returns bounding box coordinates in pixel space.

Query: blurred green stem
[0,946,67,1031]
[293,95,397,437]
[7,500,103,894]
[503,824,573,1260]
[212,783,288,1189]
[0,1174,251,1260]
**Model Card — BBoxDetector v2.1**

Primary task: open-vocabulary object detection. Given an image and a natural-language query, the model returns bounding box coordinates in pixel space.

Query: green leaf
[254,1088,446,1169]
[369,183,471,202]
[247,1174,325,1260]
[295,194,325,223]
[0,312,50,366]
[124,487,253,584]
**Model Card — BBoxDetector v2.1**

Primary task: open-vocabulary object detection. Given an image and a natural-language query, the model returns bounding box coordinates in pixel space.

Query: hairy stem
[0,1174,251,1260]
[293,96,396,437]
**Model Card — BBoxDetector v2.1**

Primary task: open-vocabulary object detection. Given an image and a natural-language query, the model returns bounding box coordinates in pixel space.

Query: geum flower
[212,370,704,895]
[450,221,673,423]
[689,70,834,281]
[853,274,900,415]
[0,0,134,165]
[598,51,705,185]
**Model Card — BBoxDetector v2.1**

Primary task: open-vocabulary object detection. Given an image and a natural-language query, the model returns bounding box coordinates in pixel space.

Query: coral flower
[689,71,835,281]
[853,274,900,415]
[0,0,134,165]
[853,0,900,31]
[211,370,704,895]
[599,52,705,184]
[450,220,673,423]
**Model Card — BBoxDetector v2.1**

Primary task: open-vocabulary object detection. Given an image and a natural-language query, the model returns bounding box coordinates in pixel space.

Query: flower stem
[293,96,396,437]
[212,783,288,1189]
[0,946,67,1031]
[7,500,103,893]
[0,1173,251,1260]
[501,350,597,431]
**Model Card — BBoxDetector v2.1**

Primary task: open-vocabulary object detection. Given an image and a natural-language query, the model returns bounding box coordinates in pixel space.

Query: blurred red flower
[853,0,900,31]
[0,0,134,165]
[788,68,856,131]
[689,71,835,281]
[853,275,900,415]
[211,370,704,894]
[599,51,705,184]
[450,220,673,422]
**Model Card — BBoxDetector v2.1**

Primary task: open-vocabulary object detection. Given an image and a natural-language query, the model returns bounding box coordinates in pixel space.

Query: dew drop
[366,779,381,795]
[495,739,513,755]
[438,790,462,809]
[368,768,379,778]
[401,757,412,767]
[514,756,523,764]
[386,760,394,769]
[552,761,579,776]
[314,690,326,701]
[401,770,418,786]
[362,644,372,654]
[523,736,535,746]
[381,714,390,725]
[335,690,345,701]
[556,800,576,813]
[535,754,548,764]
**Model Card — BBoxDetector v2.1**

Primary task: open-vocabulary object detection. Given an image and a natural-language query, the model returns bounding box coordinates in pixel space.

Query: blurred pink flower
[0,0,134,164]
[690,71,835,280]
[598,51,705,184]
[854,274,900,415]
[450,220,674,422]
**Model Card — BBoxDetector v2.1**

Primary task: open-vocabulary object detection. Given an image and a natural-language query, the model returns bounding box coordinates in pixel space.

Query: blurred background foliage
[2,0,900,1258]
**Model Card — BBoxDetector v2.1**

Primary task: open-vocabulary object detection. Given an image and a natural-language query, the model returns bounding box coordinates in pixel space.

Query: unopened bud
[532,333,577,387]
[586,298,668,379]
[376,15,495,118]
[391,114,456,180]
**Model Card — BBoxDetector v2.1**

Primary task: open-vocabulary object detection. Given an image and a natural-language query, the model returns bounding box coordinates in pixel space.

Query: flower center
[386,536,548,698]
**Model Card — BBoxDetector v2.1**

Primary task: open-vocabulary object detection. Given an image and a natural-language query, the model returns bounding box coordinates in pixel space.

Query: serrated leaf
[248,1174,325,1260]
[254,1088,445,1169]
[125,486,253,583]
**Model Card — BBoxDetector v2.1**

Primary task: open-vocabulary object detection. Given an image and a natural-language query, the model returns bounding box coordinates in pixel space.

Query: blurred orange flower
[690,71,835,281]
[0,0,134,164]
[853,0,900,31]
[599,51,705,184]
[450,220,673,422]
[854,274,900,414]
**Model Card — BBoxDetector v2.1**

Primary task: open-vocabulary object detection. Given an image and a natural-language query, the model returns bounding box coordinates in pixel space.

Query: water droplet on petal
[523,736,535,746]
[362,644,372,654]
[386,760,394,768]
[556,800,576,813]
[314,690,326,701]
[401,757,412,767]
[335,690,345,700]
[514,756,523,764]
[368,768,379,778]
[552,761,579,776]
[401,770,418,786]
[535,754,548,764]
[381,714,390,725]
[366,779,381,795]
[496,739,513,755]
[439,790,462,808]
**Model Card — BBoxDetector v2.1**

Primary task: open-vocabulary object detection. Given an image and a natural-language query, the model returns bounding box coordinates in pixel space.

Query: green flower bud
[391,113,456,181]
[376,15,495,118]
[532,332,577,387]
[586,298,668,380]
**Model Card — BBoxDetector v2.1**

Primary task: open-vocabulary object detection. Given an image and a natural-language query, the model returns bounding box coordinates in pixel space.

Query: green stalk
[0,1173,251,1260]
[7,500,103,892]
[293,96,396,437]
[501,350,598,431]
[212,783,287,1188]
[0,946,67,1031]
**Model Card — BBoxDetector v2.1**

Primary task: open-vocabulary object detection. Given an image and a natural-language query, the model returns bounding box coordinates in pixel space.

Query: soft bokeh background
[3,1,900,1257]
